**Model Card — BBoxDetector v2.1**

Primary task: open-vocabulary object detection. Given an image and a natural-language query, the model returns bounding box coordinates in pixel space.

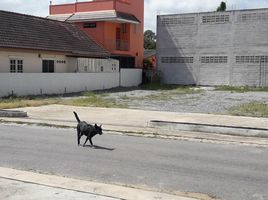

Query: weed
[216,85,268,93]
[228,102,268,118]
[0,92,128,109]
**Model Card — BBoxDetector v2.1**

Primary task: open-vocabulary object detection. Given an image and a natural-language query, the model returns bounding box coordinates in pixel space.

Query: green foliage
[144,30,156,49]
[143,59,154,69]
[217,1,227,12]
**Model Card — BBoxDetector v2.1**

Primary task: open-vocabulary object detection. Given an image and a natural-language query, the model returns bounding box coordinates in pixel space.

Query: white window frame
[10,59,23,73]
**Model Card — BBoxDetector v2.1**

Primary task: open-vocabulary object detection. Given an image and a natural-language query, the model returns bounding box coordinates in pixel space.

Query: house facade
[157,8,268,87]
[0,10,113,74]
[48,0,144,69]
[0,10,142,97]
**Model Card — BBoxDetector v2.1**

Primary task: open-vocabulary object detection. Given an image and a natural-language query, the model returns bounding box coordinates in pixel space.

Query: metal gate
[259,57,268,87]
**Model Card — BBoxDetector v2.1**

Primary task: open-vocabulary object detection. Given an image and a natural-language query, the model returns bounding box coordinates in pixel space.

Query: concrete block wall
[157,8,268,86]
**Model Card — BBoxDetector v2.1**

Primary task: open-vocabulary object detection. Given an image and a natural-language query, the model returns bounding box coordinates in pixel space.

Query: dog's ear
[100,124,102,128]
[95,124,98,128]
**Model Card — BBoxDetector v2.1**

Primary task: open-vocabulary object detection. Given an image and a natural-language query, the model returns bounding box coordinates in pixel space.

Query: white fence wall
[120,69,142,87]
[0,69,143,97]
[0,73,120,97]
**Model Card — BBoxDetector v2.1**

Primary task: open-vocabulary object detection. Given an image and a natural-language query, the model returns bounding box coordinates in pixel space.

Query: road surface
[0,124,267,200]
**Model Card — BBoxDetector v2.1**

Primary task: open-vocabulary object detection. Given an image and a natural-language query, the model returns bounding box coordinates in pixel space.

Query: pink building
[48,0,144,69]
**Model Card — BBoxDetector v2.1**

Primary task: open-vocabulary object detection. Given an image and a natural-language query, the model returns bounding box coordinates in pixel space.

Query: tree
[217,1,226,12]
[144,30,156,49]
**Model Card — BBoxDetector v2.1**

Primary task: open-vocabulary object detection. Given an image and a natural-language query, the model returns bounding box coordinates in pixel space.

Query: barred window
[161,57,194,63]
[159,17,195,25]
[202,15,229,24]
[10,59,23,73]
[239,12,268,22]
[200,56,228,64]
[236,56,268,63]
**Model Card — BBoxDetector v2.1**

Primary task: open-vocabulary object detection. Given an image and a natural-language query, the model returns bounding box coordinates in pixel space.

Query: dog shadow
[83,145,115,151]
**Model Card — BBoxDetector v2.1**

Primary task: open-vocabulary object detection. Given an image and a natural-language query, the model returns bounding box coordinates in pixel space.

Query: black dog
[73,111,103,147]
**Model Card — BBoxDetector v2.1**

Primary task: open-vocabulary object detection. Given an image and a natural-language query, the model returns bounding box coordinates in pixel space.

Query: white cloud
[1,0,268,32]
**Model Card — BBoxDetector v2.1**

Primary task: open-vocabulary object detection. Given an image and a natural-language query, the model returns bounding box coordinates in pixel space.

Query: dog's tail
[73,111,81,123]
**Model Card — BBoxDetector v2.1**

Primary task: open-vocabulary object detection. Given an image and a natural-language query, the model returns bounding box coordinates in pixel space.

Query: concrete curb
[149,120,268,138]
[0,110,27,118]
[0,167,198,200]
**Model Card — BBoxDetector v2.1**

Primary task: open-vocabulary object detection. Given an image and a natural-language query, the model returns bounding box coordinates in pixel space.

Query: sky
[1,0,268,31]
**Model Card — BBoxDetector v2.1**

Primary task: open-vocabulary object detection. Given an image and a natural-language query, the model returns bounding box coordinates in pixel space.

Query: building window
[161,57,194,64]
[121,24,127,33]
[159,16,195,26]
[56,60,66,64]
[200,56,228,64]
[83,23,97,28]
[239,12,268,22]
[236,56,268,64]
[10,59,23,73]
[42,60,54,73]
[202,14,229,24]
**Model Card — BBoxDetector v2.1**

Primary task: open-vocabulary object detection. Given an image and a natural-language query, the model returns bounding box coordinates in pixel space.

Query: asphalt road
[0,124,267,200]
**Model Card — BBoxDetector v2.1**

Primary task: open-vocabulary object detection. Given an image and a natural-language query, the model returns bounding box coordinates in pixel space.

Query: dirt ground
[100,87,268,114]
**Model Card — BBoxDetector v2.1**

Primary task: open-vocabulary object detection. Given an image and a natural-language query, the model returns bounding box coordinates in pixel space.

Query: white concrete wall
[0,69,143,97]
[120,68,142,87]
[0,73,120,97]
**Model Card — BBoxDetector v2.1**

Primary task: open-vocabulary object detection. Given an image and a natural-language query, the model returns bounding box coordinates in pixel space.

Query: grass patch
[141,83,203,94]
[119,95,131,100]
[63,96,126,108]
[0,92,128,109]
[216,85,268,93]
[0,96,59,109]
[141,83,181,90]
[228,102,268,118]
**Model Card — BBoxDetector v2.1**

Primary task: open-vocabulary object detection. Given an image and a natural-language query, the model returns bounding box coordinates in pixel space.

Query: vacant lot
[105,87,268,117]
[1,85,268,117]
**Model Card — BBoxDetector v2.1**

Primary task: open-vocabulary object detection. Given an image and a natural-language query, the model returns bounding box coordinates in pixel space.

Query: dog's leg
[89,137,94,146]
[83,137,89,147]
[77,129,81,146]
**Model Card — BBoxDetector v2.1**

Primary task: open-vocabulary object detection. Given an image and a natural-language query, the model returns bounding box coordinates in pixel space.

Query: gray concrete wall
[120,68,142,87]
[157,9,268,86]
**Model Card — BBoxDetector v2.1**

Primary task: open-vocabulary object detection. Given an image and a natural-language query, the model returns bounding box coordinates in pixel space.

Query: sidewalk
[0,167,197,200]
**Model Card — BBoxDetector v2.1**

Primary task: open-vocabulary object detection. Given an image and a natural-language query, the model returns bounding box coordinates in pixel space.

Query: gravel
[104,87,268,114]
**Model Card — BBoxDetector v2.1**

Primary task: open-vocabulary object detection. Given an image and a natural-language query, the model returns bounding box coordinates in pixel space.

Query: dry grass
[0,92,127,109]
[0,97,59,109]
[228,102,268,118]
[216,85,268,93]
[62,92,127,108]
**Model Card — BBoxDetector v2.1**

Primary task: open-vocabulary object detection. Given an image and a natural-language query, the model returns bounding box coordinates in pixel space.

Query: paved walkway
[11,104,268,129]
[0,167,197,200]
